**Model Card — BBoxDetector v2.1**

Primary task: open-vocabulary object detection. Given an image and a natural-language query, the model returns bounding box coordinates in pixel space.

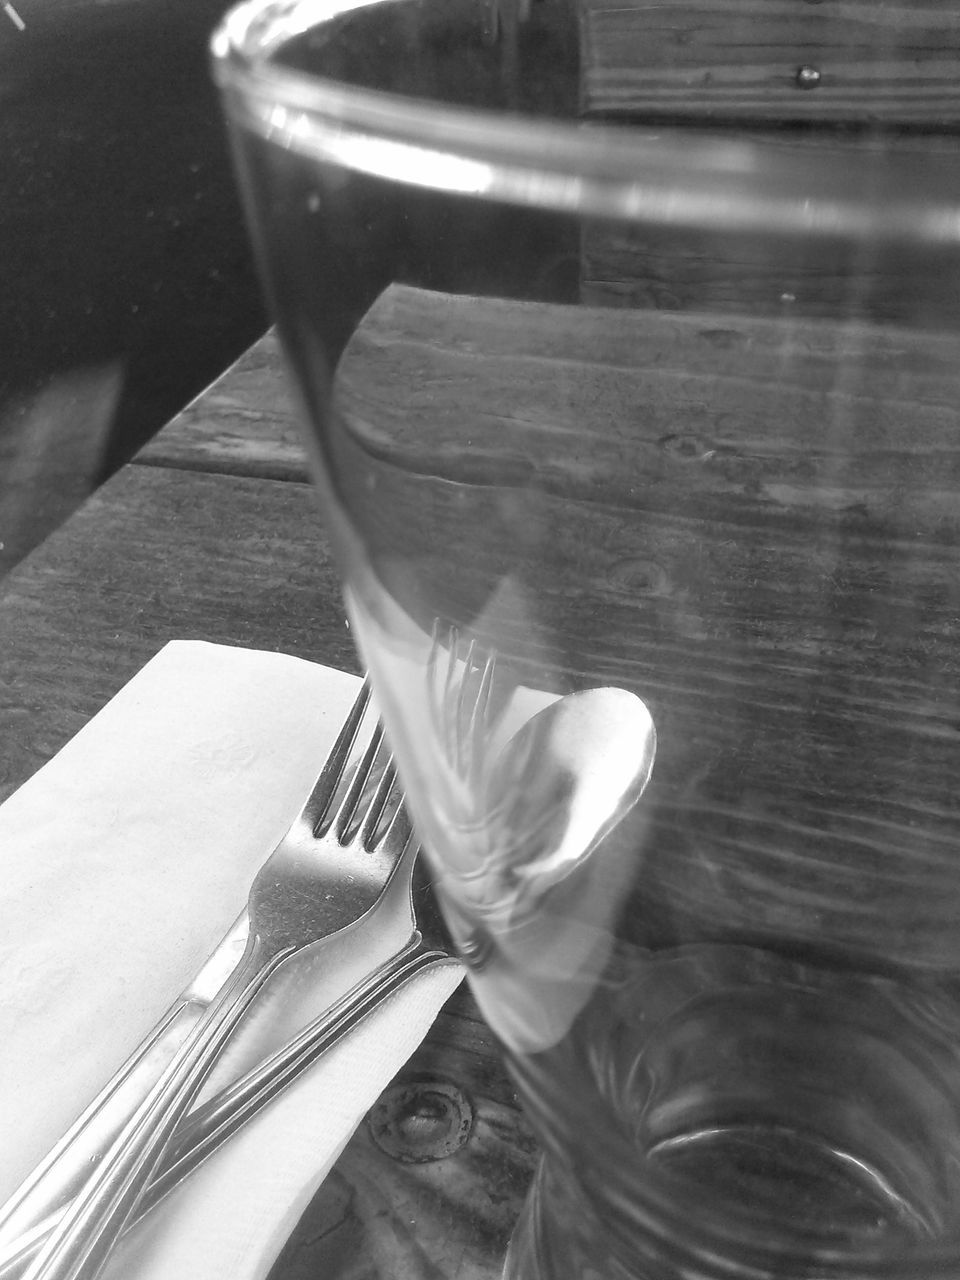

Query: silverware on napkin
[0,842,457,1279]
[7,683,423,1280]
[0,915,249,1265]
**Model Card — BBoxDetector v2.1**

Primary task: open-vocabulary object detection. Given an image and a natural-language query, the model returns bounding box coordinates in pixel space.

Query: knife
[0,912,250,1260]
[0,850,458,1279]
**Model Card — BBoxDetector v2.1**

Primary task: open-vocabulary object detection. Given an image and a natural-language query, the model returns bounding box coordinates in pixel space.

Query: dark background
[0,0,267,575]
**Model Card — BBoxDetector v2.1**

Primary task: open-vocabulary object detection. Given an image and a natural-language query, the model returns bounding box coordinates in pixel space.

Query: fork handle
[0,997,206,1255]
[20,938,283,1280]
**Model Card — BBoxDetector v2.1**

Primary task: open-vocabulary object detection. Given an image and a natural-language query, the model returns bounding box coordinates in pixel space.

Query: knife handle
[0,914,248,1263]
[19,936,278,1280]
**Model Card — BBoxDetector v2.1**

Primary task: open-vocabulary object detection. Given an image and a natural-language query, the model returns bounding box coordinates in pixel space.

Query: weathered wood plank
[134,331,308,480]
[334,274,960,396]
[334,284,960,524]
[581,0,960,125]
[579,1,960,318]
[0,465,350,801]
[580,212,960,324]
[577,128,960,323]
[135,271,960,483]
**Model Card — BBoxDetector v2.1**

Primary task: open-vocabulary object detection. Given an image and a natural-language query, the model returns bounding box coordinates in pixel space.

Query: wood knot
[658,433,717,463]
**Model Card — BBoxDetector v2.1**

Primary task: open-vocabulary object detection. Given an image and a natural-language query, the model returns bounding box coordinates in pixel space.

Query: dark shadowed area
[0,0,268,576]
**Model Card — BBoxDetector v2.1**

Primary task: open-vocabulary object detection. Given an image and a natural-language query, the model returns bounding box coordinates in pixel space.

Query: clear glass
[212,3,960,1276]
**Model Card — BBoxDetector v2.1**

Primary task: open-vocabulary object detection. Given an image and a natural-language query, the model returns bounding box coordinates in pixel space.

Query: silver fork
[1,844,458,1279]
[21,681,412,1280]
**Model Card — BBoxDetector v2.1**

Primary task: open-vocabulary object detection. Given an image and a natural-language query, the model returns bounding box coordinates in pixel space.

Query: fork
[21,681,412,1280]
[1,843,458,1279]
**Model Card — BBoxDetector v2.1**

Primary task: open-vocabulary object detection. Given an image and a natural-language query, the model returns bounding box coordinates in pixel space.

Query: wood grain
[576,128,960,324]
[579,1,960,320]
[579,205,960,325]
[333,284,960,527]
[135,332,309,481]
[580,0,960,125]
[0,464,351,802]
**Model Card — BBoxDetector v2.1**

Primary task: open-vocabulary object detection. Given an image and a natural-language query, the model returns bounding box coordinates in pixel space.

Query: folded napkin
[0,640,463,1279]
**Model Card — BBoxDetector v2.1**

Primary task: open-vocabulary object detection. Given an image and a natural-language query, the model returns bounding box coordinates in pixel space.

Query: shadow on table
[0,0,267,578]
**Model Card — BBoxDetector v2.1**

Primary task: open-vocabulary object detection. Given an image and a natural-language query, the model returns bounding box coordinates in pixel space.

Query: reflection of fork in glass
[6,683,457,1280]
[427,621,559,890]
[424,622,513,974]
[427,621,497,793]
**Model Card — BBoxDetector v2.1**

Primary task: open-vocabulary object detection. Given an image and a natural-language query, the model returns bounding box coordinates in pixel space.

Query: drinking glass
[212,2,960,1275]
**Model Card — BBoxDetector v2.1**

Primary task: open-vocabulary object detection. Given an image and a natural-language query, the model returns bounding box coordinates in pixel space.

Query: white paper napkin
[0,640,463,1278]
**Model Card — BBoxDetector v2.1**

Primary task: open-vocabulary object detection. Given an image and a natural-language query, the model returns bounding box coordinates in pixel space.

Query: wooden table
[6,2,960,1269]
[577,0,960,325]
[7,242,960,1270]
[0,332,538,1279]
[8,271,960,1273]
[579,0,960,126]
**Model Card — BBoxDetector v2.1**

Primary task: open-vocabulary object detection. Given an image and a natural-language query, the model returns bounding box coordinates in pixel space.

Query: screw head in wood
[795,65,822,89]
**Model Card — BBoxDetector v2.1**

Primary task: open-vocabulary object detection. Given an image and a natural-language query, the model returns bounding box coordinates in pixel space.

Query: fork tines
[304,679,408,850]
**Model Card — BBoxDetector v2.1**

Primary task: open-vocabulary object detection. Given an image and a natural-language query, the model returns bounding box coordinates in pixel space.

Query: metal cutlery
[0,841,458,1279]
[17,680,415,1280]
[0,915,249,1262]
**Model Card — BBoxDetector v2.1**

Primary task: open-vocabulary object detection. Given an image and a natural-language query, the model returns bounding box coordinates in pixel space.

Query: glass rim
[210,0,960,245]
